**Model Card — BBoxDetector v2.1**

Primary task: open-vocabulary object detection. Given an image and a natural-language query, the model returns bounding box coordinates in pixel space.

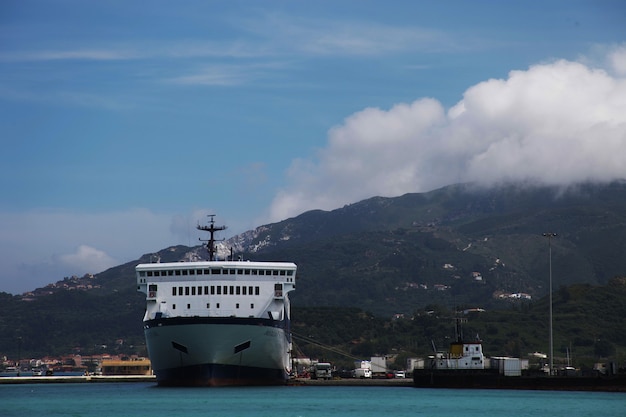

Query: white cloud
[58,245,117,273]
[268,45,626,222]
[0,48,138,62]
[232,12,464,57]
[166,62,289,87]
[0,13,462,65]
[608,45,626,76]
[0,208,210,294]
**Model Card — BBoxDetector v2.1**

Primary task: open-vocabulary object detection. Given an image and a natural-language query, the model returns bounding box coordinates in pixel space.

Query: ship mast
[197,215,227,261]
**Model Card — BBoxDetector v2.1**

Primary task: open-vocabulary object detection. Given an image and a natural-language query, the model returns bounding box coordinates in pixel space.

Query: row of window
[170,302,254,310]
[170,285,262,296]
[139,269,294,277]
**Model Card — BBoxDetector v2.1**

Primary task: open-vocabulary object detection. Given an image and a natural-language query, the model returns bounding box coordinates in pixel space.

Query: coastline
[2,375,624,392]
[0,375,157,384]
[289,377,413,387]
[0,375,411,386]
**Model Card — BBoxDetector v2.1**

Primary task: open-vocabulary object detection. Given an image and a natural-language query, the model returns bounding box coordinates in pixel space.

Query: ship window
[229,286,234,295]
[189,269,195,275]
[250,303,254,309]
[242,286,247,295]
[185,287,190,296]
[236,303,239,309]
[255,286,260,295]
[191,287,196,296]
[252,270,257,275]
[178,287,183,296]
[204,286,209,294]
[172,304,176,309]
[182,270,188,276]
[211,286,215,295]
[147,271,153,277]
[272,270,278,276]
[172,287,176,296]
[206,303,210,308]
[175,270,181,276]
[139,271,146,277]
[280,270,286,276]
[216,303,220,308]
[211,268,220,274]
[216,286,221,295]
[168,270,174,276]
[237,269,243,275]
[149,284,157,291]
[244,270,250,275]
[249,286,253,294]
[287,270,293,276]
[204,269,210,275]
[465,347,468,352]
[187,304,190,309]
[223,286,227,294]
[236,286,241,295]
[230,269,236,275]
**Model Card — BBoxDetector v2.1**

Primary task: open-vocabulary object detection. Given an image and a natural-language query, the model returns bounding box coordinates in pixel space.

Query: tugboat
[413,320,626,391]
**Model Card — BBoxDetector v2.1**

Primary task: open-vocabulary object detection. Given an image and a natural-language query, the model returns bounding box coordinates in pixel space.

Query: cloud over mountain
[269,46,626,222]
[59,245,117,273]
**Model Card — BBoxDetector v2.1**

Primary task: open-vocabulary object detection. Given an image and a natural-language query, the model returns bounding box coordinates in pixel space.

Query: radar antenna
[197,215,227,261]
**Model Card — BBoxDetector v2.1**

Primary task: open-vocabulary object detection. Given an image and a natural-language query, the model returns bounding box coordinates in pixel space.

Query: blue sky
[1,0,626,294]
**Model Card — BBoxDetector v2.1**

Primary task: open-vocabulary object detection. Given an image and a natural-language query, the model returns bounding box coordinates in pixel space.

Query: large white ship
[136,216,297,386]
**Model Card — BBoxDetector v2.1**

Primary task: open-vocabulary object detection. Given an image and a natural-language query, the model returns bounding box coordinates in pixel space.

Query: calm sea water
[0,382,624,417]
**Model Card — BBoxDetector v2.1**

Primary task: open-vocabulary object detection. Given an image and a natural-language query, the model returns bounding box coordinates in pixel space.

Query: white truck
[311,362,333,380]
[353,360,372,378]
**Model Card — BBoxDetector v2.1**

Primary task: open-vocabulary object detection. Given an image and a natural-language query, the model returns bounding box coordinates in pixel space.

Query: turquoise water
[0,383,624,417]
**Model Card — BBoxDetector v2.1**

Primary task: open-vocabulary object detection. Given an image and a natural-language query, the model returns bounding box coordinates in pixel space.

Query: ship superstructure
[432,339,485,370]
[136,216,296,386]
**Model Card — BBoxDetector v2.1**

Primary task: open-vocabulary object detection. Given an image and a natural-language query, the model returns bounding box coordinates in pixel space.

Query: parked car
[394,370,406,378]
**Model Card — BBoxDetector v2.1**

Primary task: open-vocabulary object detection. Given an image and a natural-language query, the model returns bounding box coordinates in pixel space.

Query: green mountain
[1,182,626,363]
[240,181,626,315]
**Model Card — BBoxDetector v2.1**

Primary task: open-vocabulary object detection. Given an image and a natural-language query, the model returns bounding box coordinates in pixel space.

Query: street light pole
[542,232,557,376]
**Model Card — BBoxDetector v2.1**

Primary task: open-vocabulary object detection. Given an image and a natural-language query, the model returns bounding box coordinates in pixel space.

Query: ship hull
[413,369,626,392]
[144,317,291,386]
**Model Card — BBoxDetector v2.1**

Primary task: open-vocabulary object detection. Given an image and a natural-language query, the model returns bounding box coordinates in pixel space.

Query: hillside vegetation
[1,182,626,364]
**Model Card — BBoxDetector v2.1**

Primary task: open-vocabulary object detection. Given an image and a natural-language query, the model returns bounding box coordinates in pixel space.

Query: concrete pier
[0,375,156,384]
